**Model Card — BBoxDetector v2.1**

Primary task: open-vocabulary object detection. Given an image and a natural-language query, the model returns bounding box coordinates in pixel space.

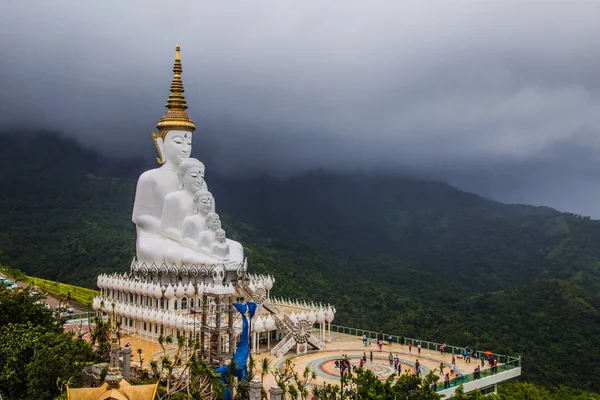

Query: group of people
[335,355,353,377]
[355,332,506,389]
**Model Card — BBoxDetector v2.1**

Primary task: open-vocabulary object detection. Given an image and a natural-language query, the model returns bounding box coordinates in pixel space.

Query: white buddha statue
[197,212,222,254]
[211,228,230,260]
[161,158,205,242]
[132,44,205,264]
[181,190,215,249]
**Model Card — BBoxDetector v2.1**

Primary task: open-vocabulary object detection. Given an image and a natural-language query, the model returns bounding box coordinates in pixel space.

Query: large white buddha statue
[132,44,205,264]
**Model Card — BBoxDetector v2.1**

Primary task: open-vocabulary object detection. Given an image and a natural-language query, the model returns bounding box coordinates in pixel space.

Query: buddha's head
[206,212,221,231]
[154,130,192,166]
[194,190,214,215]
[178,158,205,192]
[215,228,226,243]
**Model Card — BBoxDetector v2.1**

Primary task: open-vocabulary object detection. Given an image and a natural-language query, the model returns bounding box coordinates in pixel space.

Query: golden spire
[155,44,196,136]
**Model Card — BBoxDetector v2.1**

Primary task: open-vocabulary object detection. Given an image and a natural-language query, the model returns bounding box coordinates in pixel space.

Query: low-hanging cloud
[1,1,600,215]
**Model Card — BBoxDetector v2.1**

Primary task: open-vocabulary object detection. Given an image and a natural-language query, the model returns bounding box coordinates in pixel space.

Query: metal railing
[324,324,521,367]
[433,358,521,392]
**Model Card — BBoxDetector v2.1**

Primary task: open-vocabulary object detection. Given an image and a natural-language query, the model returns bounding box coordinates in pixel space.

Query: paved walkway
[252,331,489,390]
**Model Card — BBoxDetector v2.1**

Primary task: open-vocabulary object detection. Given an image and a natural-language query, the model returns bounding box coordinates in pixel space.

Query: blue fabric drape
[216,301,256,400]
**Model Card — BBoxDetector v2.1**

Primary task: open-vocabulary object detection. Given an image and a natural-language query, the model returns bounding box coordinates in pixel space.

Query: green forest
[1,132,600,396]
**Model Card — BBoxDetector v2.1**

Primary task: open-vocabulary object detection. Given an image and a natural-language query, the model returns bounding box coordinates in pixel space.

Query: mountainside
[1,132,600,391]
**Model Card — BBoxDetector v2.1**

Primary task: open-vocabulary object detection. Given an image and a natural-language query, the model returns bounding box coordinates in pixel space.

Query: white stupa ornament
[153,283,162,299]
[164,283,175,299]
[265,314,275,331]
[253,316,265,333]
[290,311,298,324]
[325,305,334,323]
[308,310,317,324]
[175,282,185,298]
[317,309,325,323]
[185,282,195,297]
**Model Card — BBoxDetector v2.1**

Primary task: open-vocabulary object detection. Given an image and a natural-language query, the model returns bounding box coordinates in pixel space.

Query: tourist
[388,352,393,366]
[362,352,367,363]
[388,334,393,345]
[397,361,402,375]
[415,359,421,376]
[439,362,445,375]
[408,342,413,353]
[369,350,373,363]
[452,355,456,366]
[481,355,485,367]
[456,372,463,384]
[359,358,364,368]
[444,373,450,389]
[378,339,382,351]
[362,334,367,346]
[417,341,422,355]
[393,354,399,369]
[450,363,455,375]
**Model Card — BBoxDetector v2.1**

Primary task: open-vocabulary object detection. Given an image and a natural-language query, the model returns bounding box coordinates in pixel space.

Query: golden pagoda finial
[152,44,196,163]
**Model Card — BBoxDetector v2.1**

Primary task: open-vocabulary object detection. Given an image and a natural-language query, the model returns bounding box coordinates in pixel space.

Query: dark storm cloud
[1,1,600,215]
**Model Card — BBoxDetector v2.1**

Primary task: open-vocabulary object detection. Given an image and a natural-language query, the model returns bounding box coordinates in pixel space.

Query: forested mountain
[1,131,600,392]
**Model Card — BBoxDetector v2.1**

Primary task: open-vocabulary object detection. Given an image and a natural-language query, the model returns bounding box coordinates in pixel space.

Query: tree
[89,315,111,360]
[0,284,56,329]
[0,323,93,400]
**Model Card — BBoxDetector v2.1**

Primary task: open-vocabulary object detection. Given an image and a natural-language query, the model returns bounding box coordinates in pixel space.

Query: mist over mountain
[2,1,600,216]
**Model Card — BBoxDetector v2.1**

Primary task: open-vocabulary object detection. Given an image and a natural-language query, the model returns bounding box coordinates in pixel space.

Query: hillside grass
[0,265,98,308]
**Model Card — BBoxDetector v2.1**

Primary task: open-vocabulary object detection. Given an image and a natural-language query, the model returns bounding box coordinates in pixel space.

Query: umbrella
[484,351,493,355]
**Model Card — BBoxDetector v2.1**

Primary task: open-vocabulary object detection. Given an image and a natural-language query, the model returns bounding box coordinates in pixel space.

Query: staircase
[270,332,295,357]
[239,280,324,356]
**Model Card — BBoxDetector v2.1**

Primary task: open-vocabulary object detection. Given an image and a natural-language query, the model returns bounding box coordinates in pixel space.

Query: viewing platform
[77,316,521,396]
[258,324,522,396]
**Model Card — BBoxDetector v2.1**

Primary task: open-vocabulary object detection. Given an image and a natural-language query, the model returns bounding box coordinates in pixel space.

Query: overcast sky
[1,1,600,216]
